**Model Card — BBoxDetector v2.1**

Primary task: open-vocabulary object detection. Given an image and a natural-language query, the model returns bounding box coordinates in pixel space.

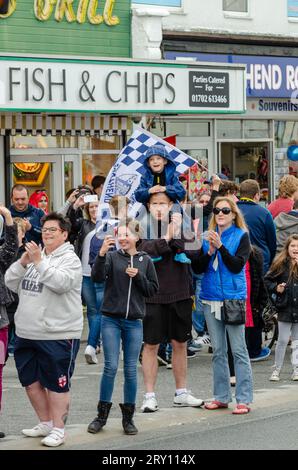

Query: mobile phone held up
[83,194,98,203]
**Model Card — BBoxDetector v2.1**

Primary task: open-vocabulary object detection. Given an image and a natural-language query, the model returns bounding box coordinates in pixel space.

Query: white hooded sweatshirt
[5,242,83,340]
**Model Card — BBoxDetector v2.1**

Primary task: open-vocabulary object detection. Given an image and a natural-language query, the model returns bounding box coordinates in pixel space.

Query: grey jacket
[0,224,18,329]
[275,211,298,253]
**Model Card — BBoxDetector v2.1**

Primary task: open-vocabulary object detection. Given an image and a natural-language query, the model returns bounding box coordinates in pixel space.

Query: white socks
[41,420,53,429]
[52,427,65,437]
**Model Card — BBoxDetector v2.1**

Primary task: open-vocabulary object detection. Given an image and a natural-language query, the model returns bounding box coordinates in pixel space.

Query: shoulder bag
[218,253,246,325]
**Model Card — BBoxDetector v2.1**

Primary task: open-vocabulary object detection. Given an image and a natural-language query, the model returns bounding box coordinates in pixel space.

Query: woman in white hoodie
[5,212,83,448]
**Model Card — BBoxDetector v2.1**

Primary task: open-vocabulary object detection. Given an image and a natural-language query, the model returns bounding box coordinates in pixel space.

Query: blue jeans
[100,315,143,404]
[204,304,253,404]
[82,276,104,349]
[192,274,205,334]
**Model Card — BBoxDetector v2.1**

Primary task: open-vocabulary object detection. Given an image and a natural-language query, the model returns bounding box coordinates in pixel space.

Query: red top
[245,261,254,328]
[267,198,293,219]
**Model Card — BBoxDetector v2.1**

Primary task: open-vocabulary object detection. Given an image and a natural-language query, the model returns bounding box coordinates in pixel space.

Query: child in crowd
[265,234,298,382]
[87,218,158,435]
[135,144,190,264]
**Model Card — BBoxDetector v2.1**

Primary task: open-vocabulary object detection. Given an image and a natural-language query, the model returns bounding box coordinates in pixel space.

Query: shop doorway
[176,137,214,200]
[220,142,271,203]
[10,153,80,211]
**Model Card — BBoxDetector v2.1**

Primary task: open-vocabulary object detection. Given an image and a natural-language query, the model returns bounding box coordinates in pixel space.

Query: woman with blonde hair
[265,234,298,382]
[268,175,298,219]
[198,196,253,414]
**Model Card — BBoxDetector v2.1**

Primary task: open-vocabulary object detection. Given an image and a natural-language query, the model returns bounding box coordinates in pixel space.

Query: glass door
[10,154,63,211]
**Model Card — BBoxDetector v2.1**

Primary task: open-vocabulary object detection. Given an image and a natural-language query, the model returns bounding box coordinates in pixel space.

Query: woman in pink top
[268,175,298,219]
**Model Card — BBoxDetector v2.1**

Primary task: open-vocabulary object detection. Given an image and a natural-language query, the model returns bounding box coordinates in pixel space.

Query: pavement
[1,318,298,450]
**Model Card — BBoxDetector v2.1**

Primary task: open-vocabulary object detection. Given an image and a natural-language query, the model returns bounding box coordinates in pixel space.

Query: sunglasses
[213,207,232,215]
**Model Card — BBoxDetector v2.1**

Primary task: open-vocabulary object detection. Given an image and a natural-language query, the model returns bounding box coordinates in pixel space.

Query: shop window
[166,121,210,137]
[288,0,298,18]
[275,120,298,180]
[82,154,117,185]
[81,135,121,185]
[223,0,248,12]
[243,120,270,139]
[11,134,78,149]
[221,143,269,200]
[275,121,298,148]
[80,135,120,150]
[217,120,242,139]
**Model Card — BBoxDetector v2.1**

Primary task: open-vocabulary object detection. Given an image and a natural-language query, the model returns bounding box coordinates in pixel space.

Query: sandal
[204,400,229,410]
[232,404,250,415]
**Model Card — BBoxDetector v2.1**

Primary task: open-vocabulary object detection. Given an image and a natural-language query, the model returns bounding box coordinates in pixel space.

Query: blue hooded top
[9,204,44,244]
[134,144,186,204]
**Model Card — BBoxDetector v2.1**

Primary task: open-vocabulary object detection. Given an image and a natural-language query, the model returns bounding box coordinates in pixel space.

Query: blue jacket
[134,147,186,204]
[9,204,44,244]
[200,225,247,301]
[237,200,276,272]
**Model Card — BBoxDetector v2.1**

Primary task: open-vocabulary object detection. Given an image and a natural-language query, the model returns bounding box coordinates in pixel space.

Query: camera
[76,185,93,198]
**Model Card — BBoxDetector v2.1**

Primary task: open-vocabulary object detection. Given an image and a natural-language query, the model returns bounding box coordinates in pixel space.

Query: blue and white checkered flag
[99,127,196,220]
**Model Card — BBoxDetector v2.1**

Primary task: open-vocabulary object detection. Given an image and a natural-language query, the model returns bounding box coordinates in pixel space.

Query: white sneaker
[22,423,52,437]
[173,391,204,407]
[84,345,98,365]
[194,334,211,347]
[41,429,65,447]
[141,395,159,413]
[270,368,280,382]
[292,368,298,381]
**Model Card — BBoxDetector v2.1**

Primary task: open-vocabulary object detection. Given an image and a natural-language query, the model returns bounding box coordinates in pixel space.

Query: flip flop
[204,400,229,410]
[232,404,251,415]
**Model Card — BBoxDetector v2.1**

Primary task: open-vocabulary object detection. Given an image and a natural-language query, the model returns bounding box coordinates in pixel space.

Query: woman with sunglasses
[199,197,253,415]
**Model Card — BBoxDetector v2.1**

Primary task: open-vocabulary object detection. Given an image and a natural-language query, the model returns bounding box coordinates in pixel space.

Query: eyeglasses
[41,227,63,233]
[213,207,232,215]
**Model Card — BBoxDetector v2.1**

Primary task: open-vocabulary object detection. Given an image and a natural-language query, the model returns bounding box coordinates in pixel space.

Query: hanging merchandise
[257,150,268,186]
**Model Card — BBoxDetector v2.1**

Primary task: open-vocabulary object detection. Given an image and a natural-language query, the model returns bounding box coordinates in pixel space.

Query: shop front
[0,55,246,207]
[0,0,131,207]
[163,50,298,202]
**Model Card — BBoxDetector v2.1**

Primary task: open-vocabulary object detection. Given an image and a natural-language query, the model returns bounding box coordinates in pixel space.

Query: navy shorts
[14,336,80,393]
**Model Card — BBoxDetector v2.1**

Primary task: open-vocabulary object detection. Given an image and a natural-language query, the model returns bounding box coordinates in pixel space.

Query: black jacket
[249,246,268,327]
[68,207,95,258]
[91,250,159,320]
[0,224,18,329]
[264,261,298,323]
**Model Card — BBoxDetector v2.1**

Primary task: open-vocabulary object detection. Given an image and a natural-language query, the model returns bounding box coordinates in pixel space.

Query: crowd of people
[1,145,298,446]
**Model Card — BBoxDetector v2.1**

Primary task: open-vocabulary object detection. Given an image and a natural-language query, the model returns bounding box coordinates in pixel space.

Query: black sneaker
[157,349,168,366]
[0,432,5,438]
[166,353,172,369]
[187,348,197,359]
[139,343,144,365]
